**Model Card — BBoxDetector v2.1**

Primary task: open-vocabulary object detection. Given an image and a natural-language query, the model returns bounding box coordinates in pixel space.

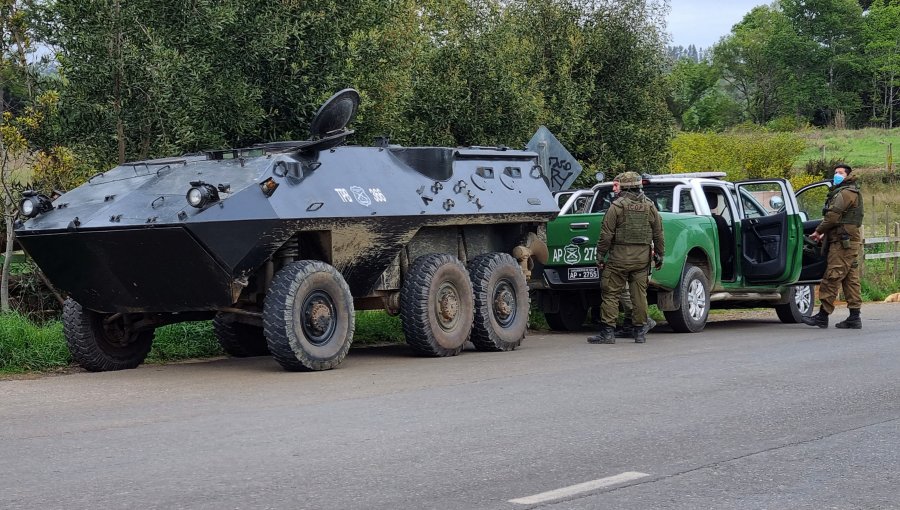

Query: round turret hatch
[309,88,360,140]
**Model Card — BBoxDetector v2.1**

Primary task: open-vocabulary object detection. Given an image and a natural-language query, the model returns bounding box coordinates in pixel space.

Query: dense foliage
[668,0,900,131]
[10,0,673,180]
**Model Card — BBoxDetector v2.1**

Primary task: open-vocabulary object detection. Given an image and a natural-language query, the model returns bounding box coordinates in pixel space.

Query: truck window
[590,183,677,213]
[736,183,785,217]
[796,183,830,221]
[678,189,695,213]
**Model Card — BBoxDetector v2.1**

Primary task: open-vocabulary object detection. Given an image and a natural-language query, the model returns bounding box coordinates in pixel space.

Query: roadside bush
[766,115,810,133]
[0,313,69,373]
[669,131,806,180]
[803,157,847,178]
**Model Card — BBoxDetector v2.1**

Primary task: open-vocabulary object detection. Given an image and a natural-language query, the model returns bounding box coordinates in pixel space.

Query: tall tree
[780,0,865,126]
[864,0,900,127]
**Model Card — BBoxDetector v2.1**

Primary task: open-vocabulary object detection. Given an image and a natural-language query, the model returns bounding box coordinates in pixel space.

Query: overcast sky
[667,0,770,49]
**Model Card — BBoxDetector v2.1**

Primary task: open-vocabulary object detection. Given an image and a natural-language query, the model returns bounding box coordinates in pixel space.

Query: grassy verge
[796,128,900,169]
[0,309,412,374]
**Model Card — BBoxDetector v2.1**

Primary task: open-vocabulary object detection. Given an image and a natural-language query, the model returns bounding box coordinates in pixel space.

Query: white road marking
[508,471,650,505]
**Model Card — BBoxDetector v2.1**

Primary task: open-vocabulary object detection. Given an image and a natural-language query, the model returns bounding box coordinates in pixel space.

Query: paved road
[2,304,899,510]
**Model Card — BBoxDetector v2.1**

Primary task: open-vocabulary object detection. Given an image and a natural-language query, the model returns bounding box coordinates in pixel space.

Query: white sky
[667,0,770,49]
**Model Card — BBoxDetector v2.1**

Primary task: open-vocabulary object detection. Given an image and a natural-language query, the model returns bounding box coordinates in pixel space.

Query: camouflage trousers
[818,241,862,314]
[600,261,649,327]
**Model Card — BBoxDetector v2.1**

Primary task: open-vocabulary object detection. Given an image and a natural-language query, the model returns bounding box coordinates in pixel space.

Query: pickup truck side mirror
[769,196,785,210]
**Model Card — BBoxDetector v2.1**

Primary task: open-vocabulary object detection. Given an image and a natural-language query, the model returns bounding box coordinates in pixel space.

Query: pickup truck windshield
[590,183,678,213]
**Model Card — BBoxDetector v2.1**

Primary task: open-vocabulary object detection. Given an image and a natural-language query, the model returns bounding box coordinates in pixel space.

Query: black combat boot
[801,307,829,328]
[588,324,616,344]
[614,319,634,339]
[835,308,862,329]
[633,318,656,343]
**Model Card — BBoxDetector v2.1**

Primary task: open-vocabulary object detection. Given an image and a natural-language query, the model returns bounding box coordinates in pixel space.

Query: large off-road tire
[543,293,587,331]
[663,264,710,333]
[400,253,474,357]
[468,253,530,351]
[212,313,269,357]
[775,284,815,324]
[263,260,355,371]
[63,298,153,372]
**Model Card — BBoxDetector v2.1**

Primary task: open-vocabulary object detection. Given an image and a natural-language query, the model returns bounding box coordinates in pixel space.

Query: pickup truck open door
[794,181,832,282]
[734,179,802,285]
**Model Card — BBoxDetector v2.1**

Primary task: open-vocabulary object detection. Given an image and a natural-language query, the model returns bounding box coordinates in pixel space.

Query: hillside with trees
[668,0,900,131]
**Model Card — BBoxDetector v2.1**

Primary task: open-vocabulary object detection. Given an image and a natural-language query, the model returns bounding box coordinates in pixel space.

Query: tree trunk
[113,0,126,164]
[2,197,14,312]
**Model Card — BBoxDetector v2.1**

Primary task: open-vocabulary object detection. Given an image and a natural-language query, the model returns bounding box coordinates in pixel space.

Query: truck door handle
[570,222,590,230]
[571,236,589,245]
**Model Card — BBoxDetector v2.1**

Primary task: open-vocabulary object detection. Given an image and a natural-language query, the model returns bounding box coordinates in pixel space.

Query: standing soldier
[588,171,664,344]
[802,163,864,329]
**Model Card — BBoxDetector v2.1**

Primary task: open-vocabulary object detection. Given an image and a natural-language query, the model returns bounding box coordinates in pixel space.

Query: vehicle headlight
[19,192,53,218]
[20,198,37,217]
[185,183,218,209]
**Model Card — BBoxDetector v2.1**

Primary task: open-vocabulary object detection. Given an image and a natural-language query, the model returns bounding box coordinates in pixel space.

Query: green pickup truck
[534,172,832,332]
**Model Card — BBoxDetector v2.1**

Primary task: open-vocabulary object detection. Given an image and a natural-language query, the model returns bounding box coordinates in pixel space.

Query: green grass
[796,128,900,170]
[353,310,405,345]
[0,313,69,374]
[147,322,222,362]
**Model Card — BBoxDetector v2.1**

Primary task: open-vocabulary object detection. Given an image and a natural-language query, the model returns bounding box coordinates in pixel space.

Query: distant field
[796,128,900,170]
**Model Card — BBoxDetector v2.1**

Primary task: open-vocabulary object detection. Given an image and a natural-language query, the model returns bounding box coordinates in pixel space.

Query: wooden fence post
[894,222,899,281]
[860,225,866,279]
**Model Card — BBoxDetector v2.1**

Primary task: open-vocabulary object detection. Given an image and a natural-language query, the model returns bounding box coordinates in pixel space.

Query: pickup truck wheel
[213,314,269,357]
[63,298,153,371]
[401,253,474,357]
[775,284,815,323]
[664,264,710,333]
[263,261,355,371]
[544,294,587,331]
[468,253,529,351]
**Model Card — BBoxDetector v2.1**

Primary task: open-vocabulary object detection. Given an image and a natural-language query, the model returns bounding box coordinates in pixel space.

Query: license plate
[568,266,599,280]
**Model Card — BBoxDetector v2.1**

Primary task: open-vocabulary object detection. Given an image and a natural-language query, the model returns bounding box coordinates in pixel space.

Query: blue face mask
[833,174,845,185]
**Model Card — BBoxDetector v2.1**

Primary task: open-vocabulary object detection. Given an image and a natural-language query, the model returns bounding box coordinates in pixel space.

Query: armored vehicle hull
[17,90,567,372]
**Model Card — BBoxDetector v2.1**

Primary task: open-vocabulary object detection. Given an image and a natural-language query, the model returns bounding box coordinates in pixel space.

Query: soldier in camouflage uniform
[802,164,864,329]
[588,171,664,344]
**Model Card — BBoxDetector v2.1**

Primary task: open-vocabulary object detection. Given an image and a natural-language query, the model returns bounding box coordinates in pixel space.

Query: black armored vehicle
[16,90,569,372]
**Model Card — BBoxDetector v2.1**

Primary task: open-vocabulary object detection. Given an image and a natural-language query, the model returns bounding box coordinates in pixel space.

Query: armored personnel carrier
[16,89,570,372]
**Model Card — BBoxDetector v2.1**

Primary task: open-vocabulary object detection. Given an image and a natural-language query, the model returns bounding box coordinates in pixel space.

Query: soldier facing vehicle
[589,171,664,344]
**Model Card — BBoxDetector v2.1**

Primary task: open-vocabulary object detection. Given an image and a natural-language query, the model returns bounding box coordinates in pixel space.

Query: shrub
[803,157,847,178]
[766,115,810,133]
[669,131,806,181]
[0,313,69,373]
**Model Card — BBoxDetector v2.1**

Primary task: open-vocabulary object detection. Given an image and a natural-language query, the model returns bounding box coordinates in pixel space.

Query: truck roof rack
[649,171,727,180]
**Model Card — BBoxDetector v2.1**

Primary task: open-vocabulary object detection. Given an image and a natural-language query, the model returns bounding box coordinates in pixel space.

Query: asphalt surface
[2,304,899,510]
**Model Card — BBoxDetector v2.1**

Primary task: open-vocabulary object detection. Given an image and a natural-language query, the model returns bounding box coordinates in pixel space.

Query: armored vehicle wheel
[544,293,587,331]
[212,314,269,357]
[663,264,710,333]
[775,284,815,324]
[263,261,355,371]
[401,253,474,357]
[468,253,529,351]
[62,298,153,372]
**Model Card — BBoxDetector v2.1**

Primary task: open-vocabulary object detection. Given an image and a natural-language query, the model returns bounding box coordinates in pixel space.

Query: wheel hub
[795,285,812,314]
[302,291,337,345]
[687,279,706,321]
[436,282,461,331]
[492,279,517,327]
